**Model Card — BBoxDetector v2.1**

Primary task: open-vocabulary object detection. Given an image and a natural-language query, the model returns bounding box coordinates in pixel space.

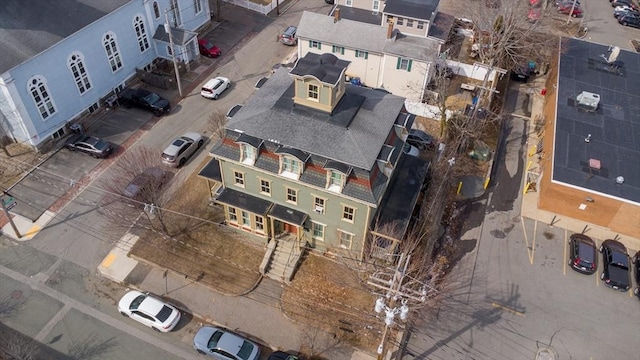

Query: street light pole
[164,10,183,98]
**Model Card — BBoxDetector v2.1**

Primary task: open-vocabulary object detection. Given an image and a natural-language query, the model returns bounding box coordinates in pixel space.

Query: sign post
[0,192,21,238]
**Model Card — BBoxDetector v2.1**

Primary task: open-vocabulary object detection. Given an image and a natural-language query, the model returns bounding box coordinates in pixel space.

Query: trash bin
[70,123,85,134]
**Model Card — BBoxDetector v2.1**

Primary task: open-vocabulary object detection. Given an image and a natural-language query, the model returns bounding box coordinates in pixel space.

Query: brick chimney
[334,8,341,23]
[387,20,394,39]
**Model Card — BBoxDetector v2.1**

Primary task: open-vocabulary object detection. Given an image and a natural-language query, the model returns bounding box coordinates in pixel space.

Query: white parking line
[563,228,567,276]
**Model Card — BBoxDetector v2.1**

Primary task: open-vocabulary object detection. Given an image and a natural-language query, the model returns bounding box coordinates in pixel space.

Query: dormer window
[308,84,319,101]
[281,156,302,179]
[240,144,256,165]
[327,170,345,192]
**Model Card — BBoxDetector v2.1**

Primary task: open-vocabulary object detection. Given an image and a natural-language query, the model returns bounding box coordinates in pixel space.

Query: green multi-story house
[201,52,429,281]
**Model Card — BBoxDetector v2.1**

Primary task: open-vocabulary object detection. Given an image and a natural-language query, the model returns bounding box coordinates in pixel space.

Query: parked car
[554,0,580,7]
[201,76,231,100]
[118,88,171,116]
[557,4,582,16]
[118,290,181,332]
[619,13,640,27]
[611,0,637,9]
[123,167,169,202]
[633,251,640,299]
[528,8,542,22]
[599,239,631,291]
[64,134,114,158]
[280,26,297,46]
[161,132,204,168]
[407,129,435,151]
[193,326,260,360]
[403,143,419,156]
[568,233,597,275]
[269,351,300,360]
[198,39,221,58]
[614,6,639,18]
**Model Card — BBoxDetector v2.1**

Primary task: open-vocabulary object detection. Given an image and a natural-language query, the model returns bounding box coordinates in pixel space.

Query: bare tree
[207,111,227,140]
[0,325,39,360]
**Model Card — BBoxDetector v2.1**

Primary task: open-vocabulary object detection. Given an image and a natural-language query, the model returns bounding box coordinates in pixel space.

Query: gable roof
[225,66,406,170]
[0,0,129,74]
[296,11,440,61]
[383,0,440,20]
[554,38,640,204]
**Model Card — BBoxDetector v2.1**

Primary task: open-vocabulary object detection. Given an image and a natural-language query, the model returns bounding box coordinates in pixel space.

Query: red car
[198,39,221,58]
[557,4,582,16]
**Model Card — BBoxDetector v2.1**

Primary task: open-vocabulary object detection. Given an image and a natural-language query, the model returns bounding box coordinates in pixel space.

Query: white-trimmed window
[314,196,325,214]
[308,84,319,100]
[194,0,203,13]
[342,205,355,222]
[339,230,354,249]
[68,53,91,95]
[332,45,345,55]
[28,76,56,120]
[228,207,237,222]
[153,1,160,18]
[255,215,265,232]
[327,170,344,192]
[397,17,404,26]
[286,187,298,204]
[171,0,182,26]
[241,211,250,227]
[51,127,65,140]
[312,222,325,241]
[346,0,353,6]
[281,156,301,178]
[233,171,245,186]
[260,179,271,195]
[406,19,414,27]
[241,144,257,165]
[103,32,123,72]
[309,40,321,49]
[417,21,425,29]
[373,0,380,12]
[397,58,412,72]
[355,50,368,59]
[133,16,150,53]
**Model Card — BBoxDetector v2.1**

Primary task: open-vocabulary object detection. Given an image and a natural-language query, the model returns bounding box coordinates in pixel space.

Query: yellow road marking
[530,220,538,264]
[101,253,117,268]
[521,217,534,264]
[491,302,526,317]
[24,224,40,237]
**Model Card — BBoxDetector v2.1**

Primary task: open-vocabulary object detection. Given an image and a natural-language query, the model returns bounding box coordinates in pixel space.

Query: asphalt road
[402,84,640,360]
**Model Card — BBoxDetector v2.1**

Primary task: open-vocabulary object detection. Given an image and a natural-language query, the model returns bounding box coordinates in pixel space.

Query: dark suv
[599,239,630,291]
[568,233,597,275]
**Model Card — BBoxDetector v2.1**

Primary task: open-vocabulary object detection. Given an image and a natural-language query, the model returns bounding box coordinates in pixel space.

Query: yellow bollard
[484,177,490,189]
[457,181,463,194]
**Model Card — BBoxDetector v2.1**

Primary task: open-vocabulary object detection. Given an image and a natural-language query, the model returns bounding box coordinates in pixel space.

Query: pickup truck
[118,88,171,116]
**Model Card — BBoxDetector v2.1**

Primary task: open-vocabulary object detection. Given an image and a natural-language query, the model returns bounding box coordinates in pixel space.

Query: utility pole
[164,9,183,98]
[368,253,427,360]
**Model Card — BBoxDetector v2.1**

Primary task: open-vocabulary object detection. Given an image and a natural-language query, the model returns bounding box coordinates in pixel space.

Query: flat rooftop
[553,38,640,204]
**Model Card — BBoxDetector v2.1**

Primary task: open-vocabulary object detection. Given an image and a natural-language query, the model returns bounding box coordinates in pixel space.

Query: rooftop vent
[576,91,600,112]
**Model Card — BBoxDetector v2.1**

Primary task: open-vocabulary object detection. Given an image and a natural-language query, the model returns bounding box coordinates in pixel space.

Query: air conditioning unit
[314,206,324,213]
[576,91,600,112]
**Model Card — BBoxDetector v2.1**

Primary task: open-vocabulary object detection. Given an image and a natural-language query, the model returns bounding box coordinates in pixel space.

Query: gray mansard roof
[296,11,440,61]
[225,66,406,171]
[0,0,129,73]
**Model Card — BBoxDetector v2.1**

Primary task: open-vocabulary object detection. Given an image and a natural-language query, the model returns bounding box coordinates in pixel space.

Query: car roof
[194,326,257,359]
[139,294,167,315]
[204,77,227,88]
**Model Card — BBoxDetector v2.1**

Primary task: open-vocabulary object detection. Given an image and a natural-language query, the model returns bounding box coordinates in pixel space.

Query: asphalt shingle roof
[0,0,129,73]
[554,38,640,204]
[383,0,440,20]
[296,11,440,61]
[225,63,406,171]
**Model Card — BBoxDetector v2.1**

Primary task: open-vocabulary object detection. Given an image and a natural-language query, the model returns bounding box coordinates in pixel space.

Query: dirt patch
[281,254,385,354]
[128,159,264,295]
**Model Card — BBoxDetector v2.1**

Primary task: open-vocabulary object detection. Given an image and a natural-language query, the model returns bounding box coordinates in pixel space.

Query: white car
[161,132,204,168]
[118,291,181,332]
[201,76,231,99]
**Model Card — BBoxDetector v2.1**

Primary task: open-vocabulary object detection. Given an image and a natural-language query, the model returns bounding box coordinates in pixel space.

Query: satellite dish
[607,46,620,63]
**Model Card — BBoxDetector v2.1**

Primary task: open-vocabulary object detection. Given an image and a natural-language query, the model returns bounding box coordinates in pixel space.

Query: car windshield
[207,330,224,348]
[203,41,215,50]
[143,93,160,104]
[172,138,187,147]
[130,294,146,310]
[94,139,109,149]
[611,251,629,267]
[237,341,255,360]
[155,305,173,322]
[212,81,223,89]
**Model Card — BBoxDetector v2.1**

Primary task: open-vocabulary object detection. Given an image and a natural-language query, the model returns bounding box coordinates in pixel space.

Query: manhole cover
[10,290,23,299]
